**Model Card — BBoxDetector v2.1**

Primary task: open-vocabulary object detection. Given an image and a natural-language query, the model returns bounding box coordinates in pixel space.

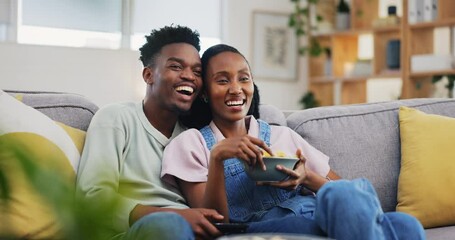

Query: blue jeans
[122,212,194,240]
[247,179,425,240]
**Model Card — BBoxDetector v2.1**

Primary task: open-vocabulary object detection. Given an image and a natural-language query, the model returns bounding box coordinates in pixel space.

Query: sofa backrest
[4,90,99,131]
[287,98,455,212]
[4,90,287,130]
[259,104,287,126]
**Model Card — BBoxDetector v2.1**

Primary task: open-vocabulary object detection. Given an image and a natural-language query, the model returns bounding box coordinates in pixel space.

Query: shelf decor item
[408,0,424,23]
[372,5,401,28]
[336,0,350,30]
[423,0,438,22]
[386,39,400,69]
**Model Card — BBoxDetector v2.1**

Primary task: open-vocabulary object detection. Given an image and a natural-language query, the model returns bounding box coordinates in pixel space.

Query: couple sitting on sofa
[76,25,425,240]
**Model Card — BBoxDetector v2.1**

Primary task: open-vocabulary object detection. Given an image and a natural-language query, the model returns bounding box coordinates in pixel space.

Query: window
[19,0,122,49]
[131,0,221,52]
[15,0,222,51]
[0,0,11,42]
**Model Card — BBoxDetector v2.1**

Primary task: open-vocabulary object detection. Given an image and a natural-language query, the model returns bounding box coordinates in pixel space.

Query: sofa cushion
[397,106,455,228]
[426,225,455,239]
[286,98,455,212]
[0,90,83,238]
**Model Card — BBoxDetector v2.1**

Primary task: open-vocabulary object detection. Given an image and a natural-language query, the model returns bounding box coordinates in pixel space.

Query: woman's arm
[299,169,341,192]
[203,157,230,221]
[177,135,273,223]
[327,169,341,180]
[177,159,229,223]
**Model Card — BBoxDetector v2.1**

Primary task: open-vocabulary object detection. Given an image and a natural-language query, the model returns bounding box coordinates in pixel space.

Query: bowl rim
[244,157,299,182]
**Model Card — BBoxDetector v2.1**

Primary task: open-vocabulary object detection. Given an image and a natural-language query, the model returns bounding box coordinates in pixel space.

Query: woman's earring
[202,95,208,103]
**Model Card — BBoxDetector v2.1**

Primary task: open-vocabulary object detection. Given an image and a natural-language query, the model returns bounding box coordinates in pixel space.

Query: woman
[161,44,425,239]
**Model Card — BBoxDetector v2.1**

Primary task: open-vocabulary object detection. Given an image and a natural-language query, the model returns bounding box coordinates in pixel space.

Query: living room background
[0,0,450,110]
[0,0,312,110]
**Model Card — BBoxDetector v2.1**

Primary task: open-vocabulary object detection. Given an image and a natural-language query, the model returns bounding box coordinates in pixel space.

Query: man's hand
[174,208,224,240]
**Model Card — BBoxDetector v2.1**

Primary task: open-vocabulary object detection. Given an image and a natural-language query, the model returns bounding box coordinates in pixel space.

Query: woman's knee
[384,212,425,240]
[318,179,380,206]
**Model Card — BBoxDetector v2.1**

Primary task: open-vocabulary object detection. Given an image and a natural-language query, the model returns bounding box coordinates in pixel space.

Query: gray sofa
[5,90,455,239]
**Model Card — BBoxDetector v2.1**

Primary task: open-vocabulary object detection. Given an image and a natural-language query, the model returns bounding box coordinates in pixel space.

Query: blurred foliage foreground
[0,136,120,240]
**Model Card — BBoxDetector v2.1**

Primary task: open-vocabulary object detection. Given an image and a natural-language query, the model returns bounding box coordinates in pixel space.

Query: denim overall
[199,120,317,223]
[199,121,425,239]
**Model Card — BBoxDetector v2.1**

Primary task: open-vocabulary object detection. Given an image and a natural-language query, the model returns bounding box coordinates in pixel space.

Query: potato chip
[262,150,272,157]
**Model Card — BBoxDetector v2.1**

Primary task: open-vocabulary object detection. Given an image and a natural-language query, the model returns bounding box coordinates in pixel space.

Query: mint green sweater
[76,102,187,236]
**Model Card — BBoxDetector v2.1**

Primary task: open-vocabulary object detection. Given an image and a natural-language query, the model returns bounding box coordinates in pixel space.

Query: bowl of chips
[243,151,299,182]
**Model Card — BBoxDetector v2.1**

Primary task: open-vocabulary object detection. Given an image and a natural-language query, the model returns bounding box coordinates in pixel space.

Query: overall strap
[257,119,271,146]
[200,125,216,150]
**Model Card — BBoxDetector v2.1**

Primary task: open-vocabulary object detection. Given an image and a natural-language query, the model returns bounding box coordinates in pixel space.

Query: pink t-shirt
[161,117,330,187]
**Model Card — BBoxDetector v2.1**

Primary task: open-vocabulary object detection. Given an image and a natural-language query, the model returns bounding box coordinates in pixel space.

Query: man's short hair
[139,25,200,67]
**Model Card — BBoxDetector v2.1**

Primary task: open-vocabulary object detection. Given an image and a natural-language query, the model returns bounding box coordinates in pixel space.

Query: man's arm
[76,109,139,233]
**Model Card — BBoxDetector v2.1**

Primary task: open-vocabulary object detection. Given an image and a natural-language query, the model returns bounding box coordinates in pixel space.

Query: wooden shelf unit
[307,0,455,106]
[309,0,380,105]
[402,0,455,99]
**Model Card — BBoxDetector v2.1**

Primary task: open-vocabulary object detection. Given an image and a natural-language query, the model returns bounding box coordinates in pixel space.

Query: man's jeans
[247,179,425,240]
[122,212,194,240]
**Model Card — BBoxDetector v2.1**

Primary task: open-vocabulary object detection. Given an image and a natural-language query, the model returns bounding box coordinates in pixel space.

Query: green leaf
[300,7,309,15]
[0,170,10,201]
[296,28,305,35]
[299,47,308,55]
[416,82,422,90]
[299,91,320,109]
[432,75,443,83]
[288,15,296,27]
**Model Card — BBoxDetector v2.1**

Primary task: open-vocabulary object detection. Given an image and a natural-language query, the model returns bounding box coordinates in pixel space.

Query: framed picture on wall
[251,11,298,81]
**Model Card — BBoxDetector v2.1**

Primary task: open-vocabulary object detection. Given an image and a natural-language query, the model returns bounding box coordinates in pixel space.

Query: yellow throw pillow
[0,90,84,239]
[0,133,74,238]
[397,106,455,228]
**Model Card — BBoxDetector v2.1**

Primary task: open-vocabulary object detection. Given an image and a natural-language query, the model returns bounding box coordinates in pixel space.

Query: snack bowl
[243,157,299,182]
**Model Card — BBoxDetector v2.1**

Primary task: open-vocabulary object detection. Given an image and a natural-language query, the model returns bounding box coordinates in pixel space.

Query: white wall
[0,42,144,106]
[0,0,307,110]
[222,0,307,110]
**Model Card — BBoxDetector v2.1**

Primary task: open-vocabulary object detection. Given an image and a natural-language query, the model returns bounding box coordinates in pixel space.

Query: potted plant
[299,91,320,109]
[432,75,455,98]
[288,0,325,56]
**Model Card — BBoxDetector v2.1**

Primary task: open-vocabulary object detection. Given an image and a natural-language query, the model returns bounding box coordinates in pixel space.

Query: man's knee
[127,212,193,240]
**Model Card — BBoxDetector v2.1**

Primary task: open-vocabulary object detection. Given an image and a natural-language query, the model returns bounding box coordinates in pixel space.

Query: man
[76,25,223,240]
